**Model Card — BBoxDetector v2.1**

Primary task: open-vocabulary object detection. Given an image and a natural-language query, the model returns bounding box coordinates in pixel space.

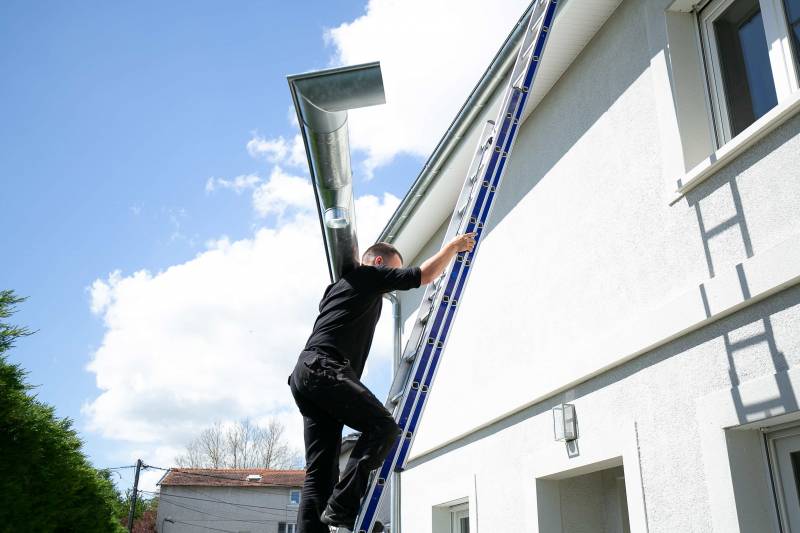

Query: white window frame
[278,522,297,533]
[450,503,469,533]
[289,488,301,506]
[697,0,800,145]
[765,423,800,533]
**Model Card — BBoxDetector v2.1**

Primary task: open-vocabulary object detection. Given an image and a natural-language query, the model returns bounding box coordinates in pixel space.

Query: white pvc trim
[671,89,800,203]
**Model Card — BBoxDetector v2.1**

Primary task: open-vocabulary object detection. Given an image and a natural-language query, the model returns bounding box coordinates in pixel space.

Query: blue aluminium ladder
[348,1,559,531]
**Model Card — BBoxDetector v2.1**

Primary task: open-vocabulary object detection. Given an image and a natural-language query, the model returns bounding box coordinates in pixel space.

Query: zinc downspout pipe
[383,292,402,369]
[377,2,536,244]
[288,62,386,281]
[383,292,402,533]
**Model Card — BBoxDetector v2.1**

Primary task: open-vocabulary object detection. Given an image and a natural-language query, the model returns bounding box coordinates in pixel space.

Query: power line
[153,495,248,520]
[140,488,292,513]
[168,518,287,523]
[170,519,237,533]
[155,495,287,524]
[140,490,289,514]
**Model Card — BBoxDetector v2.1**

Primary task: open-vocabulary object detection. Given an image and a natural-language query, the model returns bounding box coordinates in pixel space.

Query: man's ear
[374,256,383,266]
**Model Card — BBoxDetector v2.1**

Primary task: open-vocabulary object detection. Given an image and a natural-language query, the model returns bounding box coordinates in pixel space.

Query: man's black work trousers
[288,350,401,533]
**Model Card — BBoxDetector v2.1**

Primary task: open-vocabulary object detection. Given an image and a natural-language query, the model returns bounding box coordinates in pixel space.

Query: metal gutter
[288,62,386,281]
[377,3,536,244]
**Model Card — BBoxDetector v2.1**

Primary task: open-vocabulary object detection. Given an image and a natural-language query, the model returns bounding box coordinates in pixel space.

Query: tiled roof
[159,468,305,488]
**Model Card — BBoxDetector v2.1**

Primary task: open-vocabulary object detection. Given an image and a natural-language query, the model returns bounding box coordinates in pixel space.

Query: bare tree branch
[176,418,301,469]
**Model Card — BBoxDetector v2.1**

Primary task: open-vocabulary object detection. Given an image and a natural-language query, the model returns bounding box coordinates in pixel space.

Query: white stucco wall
[392,0,800,530]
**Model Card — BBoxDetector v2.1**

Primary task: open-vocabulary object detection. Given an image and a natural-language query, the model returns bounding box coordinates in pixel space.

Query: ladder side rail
[389,0,559,480]
[353,1,558,530]
[355,126,496,531]
[385,0,557,479]
[383,120,496,411]
[384,0,552,417]
[356,96,514,531]
[387,84,529,481]
[384,122,496,417]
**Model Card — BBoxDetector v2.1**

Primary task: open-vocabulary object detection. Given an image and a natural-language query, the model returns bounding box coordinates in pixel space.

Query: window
[450,504,469,533]
[767,425,800,532]
[699,0,800,144]
[289,489,301,506]
[784,0,800,60]
[278,523,297,533]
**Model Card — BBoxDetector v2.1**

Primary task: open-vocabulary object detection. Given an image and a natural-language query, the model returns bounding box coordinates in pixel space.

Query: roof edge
[377,1,536,244]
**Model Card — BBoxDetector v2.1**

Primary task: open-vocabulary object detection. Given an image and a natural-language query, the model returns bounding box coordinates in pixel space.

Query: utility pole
[127,459,143,532]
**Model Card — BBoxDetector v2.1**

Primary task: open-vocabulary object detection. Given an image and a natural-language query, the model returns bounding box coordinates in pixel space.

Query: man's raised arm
[419,232,477,285]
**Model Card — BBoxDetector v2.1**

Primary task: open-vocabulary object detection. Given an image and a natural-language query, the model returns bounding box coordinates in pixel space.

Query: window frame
[278,522,297,533]
[765,423,800,533]
[289,488,301,506]
[697,0,800,145]
[449,503,469,533]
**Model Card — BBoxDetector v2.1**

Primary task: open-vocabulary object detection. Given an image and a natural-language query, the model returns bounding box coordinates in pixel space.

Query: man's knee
[376,416,401,445]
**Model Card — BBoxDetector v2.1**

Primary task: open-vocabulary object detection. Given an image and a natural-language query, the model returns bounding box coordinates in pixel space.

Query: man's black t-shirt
[303,265,422,378]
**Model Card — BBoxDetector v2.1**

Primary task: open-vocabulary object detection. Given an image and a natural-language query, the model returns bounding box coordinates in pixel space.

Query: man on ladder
[288,234,476,533]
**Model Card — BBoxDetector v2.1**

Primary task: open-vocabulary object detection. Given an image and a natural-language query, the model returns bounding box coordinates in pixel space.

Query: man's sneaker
[320,505,356,531]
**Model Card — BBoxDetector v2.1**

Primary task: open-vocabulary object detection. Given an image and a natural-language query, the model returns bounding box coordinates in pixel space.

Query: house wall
[394,0,800,529]
[155,485,299,533]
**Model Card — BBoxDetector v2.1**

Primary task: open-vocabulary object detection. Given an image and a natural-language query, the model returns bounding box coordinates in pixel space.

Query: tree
[175,418,301,469]
[256,418,295,469]
[0,290,126,532]
[116,490,158,532]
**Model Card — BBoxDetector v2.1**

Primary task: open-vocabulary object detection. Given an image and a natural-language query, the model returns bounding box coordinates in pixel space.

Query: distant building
[156,468,304,533]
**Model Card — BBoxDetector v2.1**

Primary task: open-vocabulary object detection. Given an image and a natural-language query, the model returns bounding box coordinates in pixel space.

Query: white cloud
[252,167,316,219]
[246,135,289,163]
[85,0,526,488]
[205,174,261,194]
[89,270,122,315]
[287,105,300,128]
[246,134,307,167]
[289,134,307,168]
[84,190,401,490]
[325,0,530,175]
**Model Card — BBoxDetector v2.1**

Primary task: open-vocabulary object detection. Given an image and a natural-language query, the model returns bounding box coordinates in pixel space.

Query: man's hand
[448,232,477,254]
[420,232,479,285]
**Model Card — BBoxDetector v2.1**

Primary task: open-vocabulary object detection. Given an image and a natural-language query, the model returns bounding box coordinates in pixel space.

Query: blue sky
[1,0,529,492]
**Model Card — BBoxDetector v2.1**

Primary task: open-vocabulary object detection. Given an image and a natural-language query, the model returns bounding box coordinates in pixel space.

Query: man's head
[361,242,403,268]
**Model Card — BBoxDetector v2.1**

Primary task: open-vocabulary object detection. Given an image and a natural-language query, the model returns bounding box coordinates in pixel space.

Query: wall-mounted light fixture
[553,403,577,442]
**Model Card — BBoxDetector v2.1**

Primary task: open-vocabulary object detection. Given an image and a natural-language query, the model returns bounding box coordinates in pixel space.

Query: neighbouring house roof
[340,432,361,457]
[159,468,305,488]
[378,0,625,262]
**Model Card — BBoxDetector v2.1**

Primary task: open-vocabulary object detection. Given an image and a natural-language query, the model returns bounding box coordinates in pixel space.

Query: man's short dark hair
[362,242,403,265]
